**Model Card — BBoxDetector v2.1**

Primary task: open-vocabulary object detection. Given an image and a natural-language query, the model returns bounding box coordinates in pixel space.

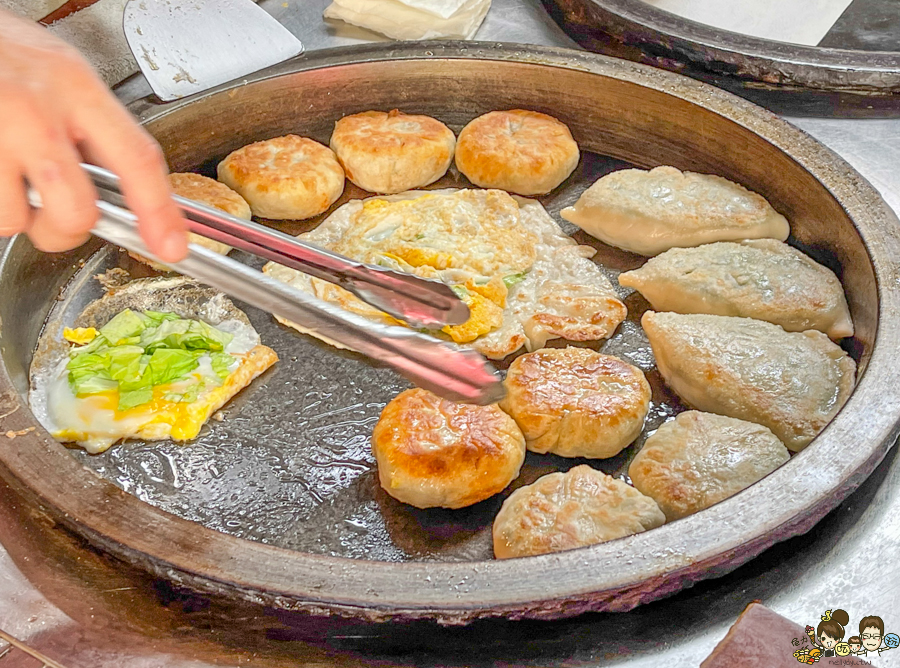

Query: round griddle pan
[542,0,900,92]
[1,43,900,623]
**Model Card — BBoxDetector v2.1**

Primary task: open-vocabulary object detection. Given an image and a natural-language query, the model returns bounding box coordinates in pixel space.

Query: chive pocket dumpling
[642,311,856,451]
[629,411,790,521]
[561,166,789,256]
[619,239,853,340]
[492,465,665,559]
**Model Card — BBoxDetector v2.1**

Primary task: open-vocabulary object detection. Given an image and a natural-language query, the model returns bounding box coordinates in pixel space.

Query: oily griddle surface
[57,151,690,563]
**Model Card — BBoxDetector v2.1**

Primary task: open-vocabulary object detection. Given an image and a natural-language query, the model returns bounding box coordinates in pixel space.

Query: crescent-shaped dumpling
[561,166,789,256]
[619,239,853,339]
[492,465,665,559]
[629,411,790,521]
[642,311,856,451]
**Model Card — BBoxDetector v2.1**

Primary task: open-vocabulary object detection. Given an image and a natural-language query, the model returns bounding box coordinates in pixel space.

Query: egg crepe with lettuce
[262,189,627,359]
[29,278,277,454]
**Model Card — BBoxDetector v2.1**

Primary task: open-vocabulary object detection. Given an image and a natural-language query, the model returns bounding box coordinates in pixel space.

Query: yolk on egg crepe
[263,188,627,359]
[30,279,277,454]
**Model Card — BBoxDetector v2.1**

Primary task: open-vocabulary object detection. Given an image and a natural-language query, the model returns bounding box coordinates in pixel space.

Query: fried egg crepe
[263,188,627,359]
[29,277,277,454]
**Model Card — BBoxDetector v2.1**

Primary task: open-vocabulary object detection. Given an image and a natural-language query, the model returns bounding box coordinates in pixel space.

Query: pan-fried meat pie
[642,311,856,451]
[130,173,251,270]
[561,166,789,256]
[217,134,345,220]
[372,388,526,509]
[454,109,580,195]
[330,109,456,194]
[500,348,651,459]
[263,189,627,358]
[492,465,665,559]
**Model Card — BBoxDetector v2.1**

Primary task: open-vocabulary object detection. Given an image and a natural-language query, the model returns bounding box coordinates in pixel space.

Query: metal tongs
[26,165,505,405]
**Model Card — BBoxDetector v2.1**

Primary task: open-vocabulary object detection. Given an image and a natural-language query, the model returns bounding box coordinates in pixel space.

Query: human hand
[0,9,187,261]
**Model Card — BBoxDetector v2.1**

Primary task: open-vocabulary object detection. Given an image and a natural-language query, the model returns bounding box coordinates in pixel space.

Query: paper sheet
[641,0,855,47]
[324,0,491,40]
[395,0,471,20]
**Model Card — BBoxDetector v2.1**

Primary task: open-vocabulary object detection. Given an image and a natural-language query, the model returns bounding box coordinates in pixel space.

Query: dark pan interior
[26,150,700,562]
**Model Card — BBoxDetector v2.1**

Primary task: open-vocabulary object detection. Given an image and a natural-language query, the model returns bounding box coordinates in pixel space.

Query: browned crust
[371,388,526,509]
[500,348,650,458]
[492,465,665,558]
[330,110,455,193]
[169,172,252,219]
[455,109,579,195]
[217,135,345,219]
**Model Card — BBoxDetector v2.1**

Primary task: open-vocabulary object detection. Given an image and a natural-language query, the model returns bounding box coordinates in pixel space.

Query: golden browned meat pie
[371,388,526,509]
[629,411,790,521]
[217,135,344,219]
[492,465,665,559]
[642,311,856,451]
[454,110,579,195]
[561,166,789,256]
[131,173,250,270]
[500,347,650,458]
[330,109,456,194]
[263,189,626,359]
[619,239,853,339]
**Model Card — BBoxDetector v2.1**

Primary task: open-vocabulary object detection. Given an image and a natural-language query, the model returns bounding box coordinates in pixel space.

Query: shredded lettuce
[142,310,181,328]
[118,387,154,411]
[210,352,236,380]
[99,309,147,345]
[71,375,119,397]
[451,285,469,298]
[65,310,237,411]
[106,346,146,382]
[164,382,203,404]
[140,319,233,353]
[148,348,202,386]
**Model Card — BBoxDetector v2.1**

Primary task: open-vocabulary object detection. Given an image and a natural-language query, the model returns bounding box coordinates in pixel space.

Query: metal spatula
[122,0,304,101]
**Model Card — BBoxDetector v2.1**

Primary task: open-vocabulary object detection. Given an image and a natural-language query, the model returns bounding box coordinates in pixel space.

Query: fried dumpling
[619,239,853,339]
[492,465,665,559]
[500,347,650,459]
[642,312,856,451]
[560,166,789,256]
[371,388,526,509]
[629,411,790,521]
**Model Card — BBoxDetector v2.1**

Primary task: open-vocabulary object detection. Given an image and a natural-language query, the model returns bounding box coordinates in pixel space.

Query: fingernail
[160,231,188,263]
